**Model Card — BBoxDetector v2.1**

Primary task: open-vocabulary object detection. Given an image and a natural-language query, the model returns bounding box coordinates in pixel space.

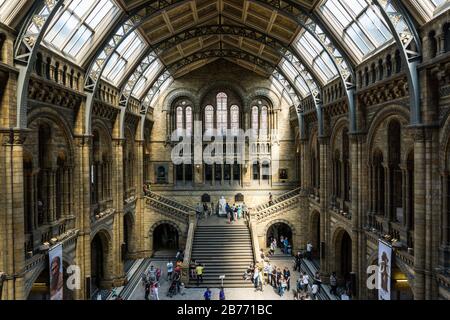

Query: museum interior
[0,0,449,301]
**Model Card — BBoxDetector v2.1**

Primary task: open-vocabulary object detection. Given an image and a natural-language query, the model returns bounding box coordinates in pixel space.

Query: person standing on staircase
[196,263,205,286]
[269,192,274,206]
[330,272,338,296]
[306,241,313,261]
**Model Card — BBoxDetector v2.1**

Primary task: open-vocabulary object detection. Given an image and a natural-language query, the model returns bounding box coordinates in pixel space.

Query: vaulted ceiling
[119,0,312,77]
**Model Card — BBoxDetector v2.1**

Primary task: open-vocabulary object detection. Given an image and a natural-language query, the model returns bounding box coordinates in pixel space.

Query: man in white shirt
[167,261,174,280]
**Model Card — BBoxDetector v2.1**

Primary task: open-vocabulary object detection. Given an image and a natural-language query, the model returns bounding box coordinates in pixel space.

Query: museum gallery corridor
[0,0,449,301]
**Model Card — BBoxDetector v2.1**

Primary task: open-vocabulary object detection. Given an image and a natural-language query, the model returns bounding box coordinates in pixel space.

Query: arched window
[252,106,259,132]
[261,106,268,138]
[186,106,193,137]
[205,105,214,133]
[217,92,228,135]
[176,106,183,136]
[230,105,239,135]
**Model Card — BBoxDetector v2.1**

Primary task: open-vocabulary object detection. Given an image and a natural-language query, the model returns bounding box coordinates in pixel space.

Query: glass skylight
[320,0,393,59]
[279,59,309,97]
[132,59,163,99]
[44,0,119,59]
[294,30,338,82]
[102,31,147,86]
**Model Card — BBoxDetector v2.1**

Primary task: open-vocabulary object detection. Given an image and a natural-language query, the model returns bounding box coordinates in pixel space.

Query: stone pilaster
[319,135,331,274]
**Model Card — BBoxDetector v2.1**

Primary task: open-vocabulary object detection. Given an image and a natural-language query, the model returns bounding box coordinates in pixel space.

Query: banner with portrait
[378,240,392,300]
[49,244,63,300]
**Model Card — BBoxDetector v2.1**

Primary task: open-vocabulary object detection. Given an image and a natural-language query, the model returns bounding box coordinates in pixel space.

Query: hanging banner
[378,240,392,300]
[49,244,64,300]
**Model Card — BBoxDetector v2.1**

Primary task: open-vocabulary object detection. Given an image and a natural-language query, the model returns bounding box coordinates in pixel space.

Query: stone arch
[26,108,75,166]
[163,88,198,113]
[247,87,280,111]
[25,260,48,299]
[366,104,410,157]
[330,117,349,153]
[90,228,113,293]
[197,80,247,108]
[331,227,353,281]
[439,112,450,170]
[263,218,297,250]
[149,220,183,252]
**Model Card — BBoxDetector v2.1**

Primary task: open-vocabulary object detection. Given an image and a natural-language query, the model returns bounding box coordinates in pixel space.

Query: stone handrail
[181,213,197,284]
[147,191,195,213]
[254,187,302,211]
[252,190,302,222]
[248,218,260,265]
[144,196,191,224]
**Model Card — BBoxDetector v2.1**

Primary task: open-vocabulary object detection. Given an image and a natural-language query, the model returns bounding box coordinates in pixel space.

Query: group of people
[242,259,293,297]
[225,202,247,223]
[142,265,162,300]
[195,203,213,220]
[268,236,292,256]
[188,259,206,286]
[203,287,226,300]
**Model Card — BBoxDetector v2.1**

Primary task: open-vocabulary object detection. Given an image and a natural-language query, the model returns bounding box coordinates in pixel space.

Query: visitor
[271,265,277,287]
[189,259,197,280]
[203,203,209,218]
[264,260,272,285]
[280,235,284,253]
[233,204,238,221]
[283,267,291,291]
[226,203,232,223]
[243,263,253,281]
[313,271,322,294]
[144,281,151,300]
[260,249,266,261]
[311,283,319,300]
[242,202,248,219]
[269,239,277,256]
[278,276,287,297]
[269,192,274,206]
[294,251,303,272]
[143,184,150,196]
[283,238,289,255]
[302,273,310,292]
[204,288,212,300]
[306,241,313,260]
[341,290,350,300]
[147,265,156,283]
[237,204,242,219]
[155,267,161,281]
[276,267,282,290]
[219,287,226,300]
[258,267,264,292]
[196,203,203,220]
[151,281,159,300]
[294,278,303,300]
[330,272,338,296]
[253,266,260,291]
[173,270,181,294]
[167,261,173,281]
[196,263,205,286]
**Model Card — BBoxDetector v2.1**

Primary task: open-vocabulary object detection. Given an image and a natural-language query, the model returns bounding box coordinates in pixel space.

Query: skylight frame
[318,0,394,61]
[43,0,120,63]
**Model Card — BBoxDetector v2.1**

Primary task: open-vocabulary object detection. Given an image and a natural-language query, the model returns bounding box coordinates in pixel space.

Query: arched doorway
[153,223,179,251]
[266,222,293,250]
[334,230,352,282]
[91,232,109,294]
[311,212,321,258]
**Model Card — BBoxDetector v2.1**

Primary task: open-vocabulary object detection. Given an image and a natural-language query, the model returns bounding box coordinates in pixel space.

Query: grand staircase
[189,223,255,288]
